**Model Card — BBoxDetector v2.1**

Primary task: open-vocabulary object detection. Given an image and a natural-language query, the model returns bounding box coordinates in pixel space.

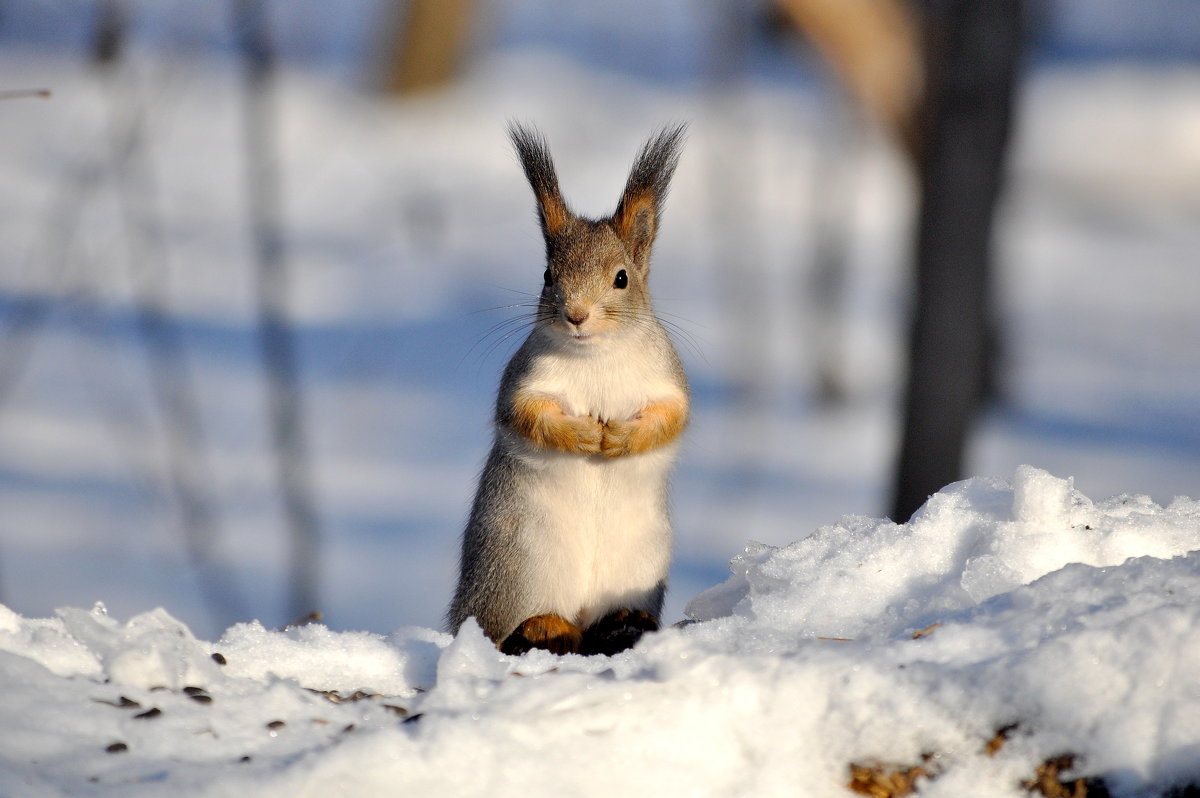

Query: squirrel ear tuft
[509,122,571,239]
[612,124,686,270]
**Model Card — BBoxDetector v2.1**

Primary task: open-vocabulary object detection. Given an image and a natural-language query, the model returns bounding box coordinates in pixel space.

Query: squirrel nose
[565,308,590,326]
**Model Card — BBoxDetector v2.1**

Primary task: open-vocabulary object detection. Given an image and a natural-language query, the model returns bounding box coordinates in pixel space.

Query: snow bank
[1,467,1199,797]
[688,464,1200,638]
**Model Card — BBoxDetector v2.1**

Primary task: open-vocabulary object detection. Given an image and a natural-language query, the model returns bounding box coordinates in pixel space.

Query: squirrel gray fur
[448,123,689,656]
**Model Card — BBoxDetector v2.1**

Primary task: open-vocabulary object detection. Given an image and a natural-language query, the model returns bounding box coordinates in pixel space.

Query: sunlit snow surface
[2,467,1198,797]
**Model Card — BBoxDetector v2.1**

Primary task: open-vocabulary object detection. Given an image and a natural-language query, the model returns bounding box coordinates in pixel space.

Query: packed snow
[1,466,1199,796]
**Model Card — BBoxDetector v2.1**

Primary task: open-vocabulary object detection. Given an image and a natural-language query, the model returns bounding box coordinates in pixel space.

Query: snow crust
[2,467,1199,797]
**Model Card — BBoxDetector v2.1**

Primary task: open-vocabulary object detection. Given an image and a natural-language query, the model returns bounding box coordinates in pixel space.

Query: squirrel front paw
[509,394,602,455]
[601,398,688,458]
[563,413,603,455]
[600,418,636,458]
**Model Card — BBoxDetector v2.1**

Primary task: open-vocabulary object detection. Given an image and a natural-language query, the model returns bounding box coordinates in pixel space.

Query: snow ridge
[1,466,1199,797]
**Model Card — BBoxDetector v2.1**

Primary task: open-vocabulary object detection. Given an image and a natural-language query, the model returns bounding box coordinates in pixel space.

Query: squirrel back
[448,124,689,656]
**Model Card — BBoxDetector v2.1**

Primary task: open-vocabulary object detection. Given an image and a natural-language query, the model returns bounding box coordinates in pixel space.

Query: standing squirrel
[447,123,690,656]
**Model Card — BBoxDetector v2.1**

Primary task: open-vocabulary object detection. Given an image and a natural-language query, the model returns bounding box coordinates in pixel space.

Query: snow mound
[2,466,1199,797]
[687,464,1200,639]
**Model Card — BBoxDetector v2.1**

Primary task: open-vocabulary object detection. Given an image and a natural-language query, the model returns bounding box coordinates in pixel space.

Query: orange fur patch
[612,191,656,258]
[501,613,582,655]
[539,190,570,237]
[510,392,602,454]
[601,397,688,457]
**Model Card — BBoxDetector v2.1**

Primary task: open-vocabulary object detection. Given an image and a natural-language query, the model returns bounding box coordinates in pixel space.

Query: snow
[688,466,1200,637]
[1,467,1199,796]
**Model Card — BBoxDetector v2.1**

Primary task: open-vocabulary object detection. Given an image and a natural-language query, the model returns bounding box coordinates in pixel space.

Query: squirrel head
[509,123,686,344]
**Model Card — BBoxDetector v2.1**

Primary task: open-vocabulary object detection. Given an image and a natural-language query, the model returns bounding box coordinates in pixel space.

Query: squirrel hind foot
[579,609,659,657]
[500,614,583,656]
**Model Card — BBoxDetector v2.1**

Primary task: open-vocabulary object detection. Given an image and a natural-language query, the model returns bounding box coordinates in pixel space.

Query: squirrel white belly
[447,124,689,656]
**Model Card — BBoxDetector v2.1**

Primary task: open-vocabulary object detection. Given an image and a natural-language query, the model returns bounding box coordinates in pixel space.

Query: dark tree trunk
[889,0,1025,521]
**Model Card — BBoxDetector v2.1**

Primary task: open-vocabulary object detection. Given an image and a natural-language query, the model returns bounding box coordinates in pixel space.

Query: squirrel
[447,123,690,656]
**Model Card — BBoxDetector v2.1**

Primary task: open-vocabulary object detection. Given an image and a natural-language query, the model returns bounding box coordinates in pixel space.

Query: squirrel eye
[543,268,552,287]
[613,269,628,289]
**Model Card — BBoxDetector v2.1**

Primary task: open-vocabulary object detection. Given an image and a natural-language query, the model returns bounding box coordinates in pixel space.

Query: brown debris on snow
[984,723,1019,757]
[1022,754,1110,798]
[909,623,942,640]
[847,729,1117,798]
[847,756,935,797]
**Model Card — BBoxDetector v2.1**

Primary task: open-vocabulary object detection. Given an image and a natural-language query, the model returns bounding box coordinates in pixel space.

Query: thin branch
[96,0,248,625]
[233,0,321,622]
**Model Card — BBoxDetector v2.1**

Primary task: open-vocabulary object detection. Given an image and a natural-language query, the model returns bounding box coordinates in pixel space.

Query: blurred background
[0,0,1197,640]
